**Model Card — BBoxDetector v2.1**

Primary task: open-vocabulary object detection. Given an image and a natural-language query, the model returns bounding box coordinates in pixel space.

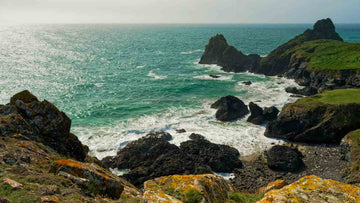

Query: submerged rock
[143,174,233,203]
[258,175,360,203]
[266,145,305,172]
[211,95,249,121]
[101,132,242,186]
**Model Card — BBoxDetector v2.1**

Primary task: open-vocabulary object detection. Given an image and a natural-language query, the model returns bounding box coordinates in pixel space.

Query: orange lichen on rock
[259,180,288,193]
[143,174,233,203]
[258,175,360,203]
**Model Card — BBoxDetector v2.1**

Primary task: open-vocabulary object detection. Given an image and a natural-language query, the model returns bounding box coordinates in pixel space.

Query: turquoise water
[1,24,359,158]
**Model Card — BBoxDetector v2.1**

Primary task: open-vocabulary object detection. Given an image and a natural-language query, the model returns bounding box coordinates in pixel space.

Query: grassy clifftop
[291,40,360,70]
[295,89,360,107]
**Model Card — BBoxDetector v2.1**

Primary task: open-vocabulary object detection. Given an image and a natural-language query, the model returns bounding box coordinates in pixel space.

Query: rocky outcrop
[211,95,249,121]
[247,102,279,125]
[265,89,360,144]
[50,159,126,199]
[258,180,288,194]
[341,129,360,186]
[101,132,242,186]
[266,145,305,172]
[199,34,261,73]
[0,90,88,161]
[258,175,360,203]
[143,174,233,203]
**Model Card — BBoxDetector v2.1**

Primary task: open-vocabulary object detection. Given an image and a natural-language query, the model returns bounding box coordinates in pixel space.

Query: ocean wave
[181,49,203,55]
[147,69,167,80]
[136,65,145,69]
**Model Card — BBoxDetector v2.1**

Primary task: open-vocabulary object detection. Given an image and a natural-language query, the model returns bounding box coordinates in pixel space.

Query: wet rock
[247,103,279,125]
[211,95,249,121]
[258,175,360,203]
[242,81,252,85]
[267,146,305,172]
[50,159,126,199]
[209,74,221,78]
[101,132,242,186]
[176,129,186,133]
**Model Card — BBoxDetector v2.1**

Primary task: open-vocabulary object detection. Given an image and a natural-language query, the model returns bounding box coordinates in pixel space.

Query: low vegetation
[227,192,264,203]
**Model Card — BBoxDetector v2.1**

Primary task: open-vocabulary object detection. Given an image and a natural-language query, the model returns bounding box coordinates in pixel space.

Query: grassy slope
[294,89,360,107]
[292,40,360,70]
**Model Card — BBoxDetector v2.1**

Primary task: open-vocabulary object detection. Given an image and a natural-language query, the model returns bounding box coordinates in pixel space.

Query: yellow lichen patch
[259,180,288,193]
[143,174,233,203]
[258,175,360,203]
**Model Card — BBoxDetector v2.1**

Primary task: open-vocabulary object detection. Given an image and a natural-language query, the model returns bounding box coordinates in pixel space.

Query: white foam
[74,73,298,160]
[136,65,145,69]
[147,69,167,80]
[181,49,203,55]
[193,75,233,81]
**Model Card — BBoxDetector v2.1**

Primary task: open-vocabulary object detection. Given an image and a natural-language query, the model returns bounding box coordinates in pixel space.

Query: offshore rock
[143,174,233,203]
[101,132,242,186]
[199,34,261,73]
[247,102,279,125]
[258,175,360,203]
[211,95,249,121]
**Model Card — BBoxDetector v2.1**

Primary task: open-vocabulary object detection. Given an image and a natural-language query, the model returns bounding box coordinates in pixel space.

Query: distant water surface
[1,24,359,158]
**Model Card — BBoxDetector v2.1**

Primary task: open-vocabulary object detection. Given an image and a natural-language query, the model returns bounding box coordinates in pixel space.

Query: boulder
[242,81,252,85]
[10,90,38,105]
[101,132,242,186]
[199,34,261,73]
[50,159,131,199]
[143,174,233,203]
[258,175,360,203]
[211,96,249,121]
[266,145,305,172]
[247,102,279,125]
[285,86,318,96]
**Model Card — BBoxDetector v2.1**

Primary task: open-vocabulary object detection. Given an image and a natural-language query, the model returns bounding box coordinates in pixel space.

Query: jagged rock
[258,175,360,202]
[199,34,261,73]
[266,89,360,144]
[50,159,130,199]
[0,90,88,161]
[247,102,279,125]
[101,132,242,186]
[211,96,249,121]
[285,86,318,96]
[143,174,233,203]
[176,129,186,133]
[266,146,305,172]
[242,81,252,85]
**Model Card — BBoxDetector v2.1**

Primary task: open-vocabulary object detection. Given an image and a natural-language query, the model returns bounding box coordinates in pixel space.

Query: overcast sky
[0,0,359,24]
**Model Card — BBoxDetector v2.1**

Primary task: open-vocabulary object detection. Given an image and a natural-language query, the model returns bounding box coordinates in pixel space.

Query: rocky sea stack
[211,95,249,121]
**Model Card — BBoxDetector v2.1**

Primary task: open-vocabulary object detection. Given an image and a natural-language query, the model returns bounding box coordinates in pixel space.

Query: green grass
[184,189,202,203]
[310,89,360,105]
[293,40,360,70]
[227,192,264,203]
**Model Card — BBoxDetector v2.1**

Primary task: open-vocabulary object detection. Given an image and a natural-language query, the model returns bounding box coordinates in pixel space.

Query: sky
[0,0,359,24]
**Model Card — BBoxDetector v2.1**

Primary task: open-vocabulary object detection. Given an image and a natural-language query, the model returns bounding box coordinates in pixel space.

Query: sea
[1,24,360,159]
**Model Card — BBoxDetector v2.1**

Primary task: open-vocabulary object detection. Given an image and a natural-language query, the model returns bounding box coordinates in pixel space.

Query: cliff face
[199,34,261,72]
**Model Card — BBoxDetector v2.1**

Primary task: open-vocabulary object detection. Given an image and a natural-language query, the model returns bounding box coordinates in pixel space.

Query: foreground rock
[247,102,279,125]
[143,174,233,203]
[0,90,88,161]
[258,175,360,202]
[101,132,242,186]
[50,159,132,199]
[266,145,305,172]
[199,34,261,73]
[211,95,249,121]
[266,89,360,144]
